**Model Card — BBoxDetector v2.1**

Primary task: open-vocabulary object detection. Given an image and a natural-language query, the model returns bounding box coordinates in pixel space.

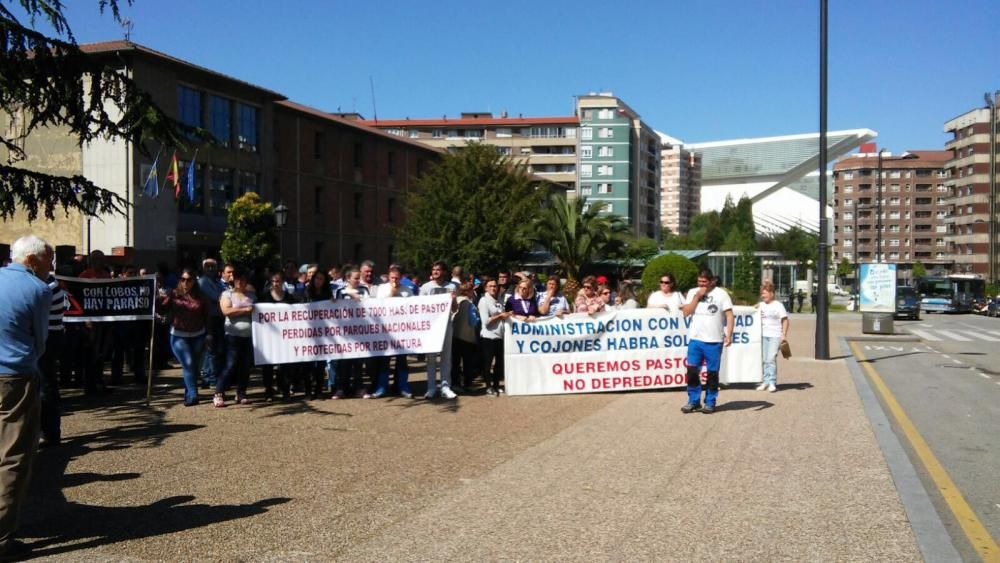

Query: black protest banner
[58,275,157,322]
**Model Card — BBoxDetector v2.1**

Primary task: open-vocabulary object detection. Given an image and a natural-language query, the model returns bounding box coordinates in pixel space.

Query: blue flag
[142,152,160,198]
[186,152,197,202]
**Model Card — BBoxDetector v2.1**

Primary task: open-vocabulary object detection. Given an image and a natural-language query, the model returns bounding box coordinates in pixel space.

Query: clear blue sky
[45,0,1000,152]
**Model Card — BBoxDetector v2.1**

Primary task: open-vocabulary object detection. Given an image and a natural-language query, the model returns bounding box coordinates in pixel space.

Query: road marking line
[850,342,1000,561]
[986,330,1000,339]
[980,373,991,379]
[941,355,952,360]
[935,330,972,342]
[952,359,964,365]
[961,330,1000,342]
[907,328,942,341]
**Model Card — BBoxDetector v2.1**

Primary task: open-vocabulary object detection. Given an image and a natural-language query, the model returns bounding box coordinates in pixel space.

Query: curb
[839,336,961,563]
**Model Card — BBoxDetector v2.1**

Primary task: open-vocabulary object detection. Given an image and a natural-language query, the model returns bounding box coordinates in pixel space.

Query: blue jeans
[217,335,252,395]
[686,340,722,407]
[170,333,205,403]
[762,336,780,386]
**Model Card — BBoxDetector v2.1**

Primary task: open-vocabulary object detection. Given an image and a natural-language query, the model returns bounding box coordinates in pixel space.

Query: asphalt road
[857,312,1000,561]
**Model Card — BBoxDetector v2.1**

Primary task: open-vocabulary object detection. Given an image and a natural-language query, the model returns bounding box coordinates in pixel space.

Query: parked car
[894,286,920,320]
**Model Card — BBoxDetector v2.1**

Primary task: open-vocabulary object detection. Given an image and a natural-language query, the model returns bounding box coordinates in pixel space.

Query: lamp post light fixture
[876,148,887,264]
[78,192,99,257]
[274,201,289,260]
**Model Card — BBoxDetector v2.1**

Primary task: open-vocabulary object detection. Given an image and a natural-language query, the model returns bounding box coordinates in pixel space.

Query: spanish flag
[164,151,180,199]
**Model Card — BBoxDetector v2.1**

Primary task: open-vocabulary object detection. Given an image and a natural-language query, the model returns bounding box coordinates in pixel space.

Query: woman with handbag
[757,280,789,393]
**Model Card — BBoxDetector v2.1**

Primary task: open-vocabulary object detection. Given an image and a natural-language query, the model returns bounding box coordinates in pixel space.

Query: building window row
[177,85,258,152]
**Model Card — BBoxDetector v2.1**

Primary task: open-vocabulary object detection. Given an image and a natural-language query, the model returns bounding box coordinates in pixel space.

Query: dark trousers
[39,331,62,443]
[451,338,479,387]
[480,337,504,390]
[261,364,294,399]
[111,321,147,383]
[83,323,112,393]
[336,358,374,394]
[0,376,40,544]
[59,324,84,387]
[216,335,252,396]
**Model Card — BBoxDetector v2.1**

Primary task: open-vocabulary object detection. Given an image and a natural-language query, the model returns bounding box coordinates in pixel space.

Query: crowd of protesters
[22,248,664,410]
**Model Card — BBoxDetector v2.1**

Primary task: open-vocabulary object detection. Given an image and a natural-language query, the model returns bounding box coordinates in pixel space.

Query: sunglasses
[660,280,673,285]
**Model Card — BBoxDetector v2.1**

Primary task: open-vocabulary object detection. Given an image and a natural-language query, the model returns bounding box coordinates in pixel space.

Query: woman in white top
[757,280,789,392]
[646,273,685,312]
[614,282,640,310]
[216,269,256,407]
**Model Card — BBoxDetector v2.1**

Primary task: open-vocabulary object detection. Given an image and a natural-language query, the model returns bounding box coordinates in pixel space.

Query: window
[210,167,233,216]
[581,146,593,159]
[177,86,201,129]
[843,225,853,233]
[353,142,363,168]
[844,239,853,247]
[581,164,593,178]
[387,152,395,175]
[581,127,593,140]
[496,128,512,138]
[598,108,615,119]
[314,132,324,159]
[565,127,576,138]
[844,212,853,220]
[464,129,483,139]
[387,197,396,222]
[210,96,231,146]
[409,130,419,139]
[889,239,900,247]
[888,225,900,233]
[237,104,258,151]
[844,199,853,207]
[890,184,900,192]
[843,185,853,193]
[597,165,613,176]
[239,171,257,196]
[314,185,323,212]
[581,184,593,196]
[843,172,854,180]
[598,127,613,139]
[432,129,443,139]
[889,197,900,206]
[496,146,512,156]
[598,146,614,157]
[353,193,363,219]
[598,183,612,194]
[385,128,404,137]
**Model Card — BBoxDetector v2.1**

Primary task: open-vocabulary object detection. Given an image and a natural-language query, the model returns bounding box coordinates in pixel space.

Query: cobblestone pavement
[20,318,922,561]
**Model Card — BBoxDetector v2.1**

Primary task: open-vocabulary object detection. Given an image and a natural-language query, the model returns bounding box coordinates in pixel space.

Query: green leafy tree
[912,260,927,278]
[836,257,853,282]
[1,0,202,221]
[395,143,544,274]
[733,243,759,294]
[687,211,723,250]
[758,226,818,278]
[220,192,278,272]
[530,193,628,282]
[641,253,700,295]
[607,234,660,280]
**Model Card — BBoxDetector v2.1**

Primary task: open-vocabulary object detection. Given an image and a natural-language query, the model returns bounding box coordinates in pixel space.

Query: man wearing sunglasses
[679,269,734,414]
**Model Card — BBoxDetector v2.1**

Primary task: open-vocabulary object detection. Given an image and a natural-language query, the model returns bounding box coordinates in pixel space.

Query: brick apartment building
[943,103,998,278]
[659,134,701,236]
[0,41,441,269]
[831,147,953,284]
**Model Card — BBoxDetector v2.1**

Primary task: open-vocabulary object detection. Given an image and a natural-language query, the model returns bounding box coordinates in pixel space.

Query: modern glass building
[687,129,877,236]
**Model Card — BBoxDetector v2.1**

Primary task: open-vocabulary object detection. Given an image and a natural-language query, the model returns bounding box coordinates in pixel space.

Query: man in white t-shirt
[419,260,458,400]
[679,269,735,414]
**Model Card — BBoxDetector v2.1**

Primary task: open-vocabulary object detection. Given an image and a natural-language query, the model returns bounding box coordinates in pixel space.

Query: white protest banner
[252,294,453,365]
[503,306,761,396]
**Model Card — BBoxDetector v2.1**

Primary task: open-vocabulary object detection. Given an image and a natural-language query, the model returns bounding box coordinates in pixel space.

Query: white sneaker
[441,386,457,400]
[756,383,768,391]
[767,384,777,392]
[424,387,437,400]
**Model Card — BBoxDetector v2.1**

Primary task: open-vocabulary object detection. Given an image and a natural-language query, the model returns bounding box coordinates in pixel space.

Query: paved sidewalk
[21,315,923,561]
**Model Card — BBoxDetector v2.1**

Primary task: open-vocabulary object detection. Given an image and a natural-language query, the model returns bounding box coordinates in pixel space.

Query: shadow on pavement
[23,495,290,558]
[718,400,773,412]
[777,382,813,391]
[16,401,290,558]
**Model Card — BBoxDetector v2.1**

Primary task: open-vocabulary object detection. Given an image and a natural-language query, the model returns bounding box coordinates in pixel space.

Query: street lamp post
[274,201,289,261]
[986,91,998,284]
[78,193,99,256]
[816,0,830,359]
[876,148,886,264]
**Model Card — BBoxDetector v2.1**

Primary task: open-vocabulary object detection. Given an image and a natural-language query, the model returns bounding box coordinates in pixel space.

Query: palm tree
[530,193,628,283]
